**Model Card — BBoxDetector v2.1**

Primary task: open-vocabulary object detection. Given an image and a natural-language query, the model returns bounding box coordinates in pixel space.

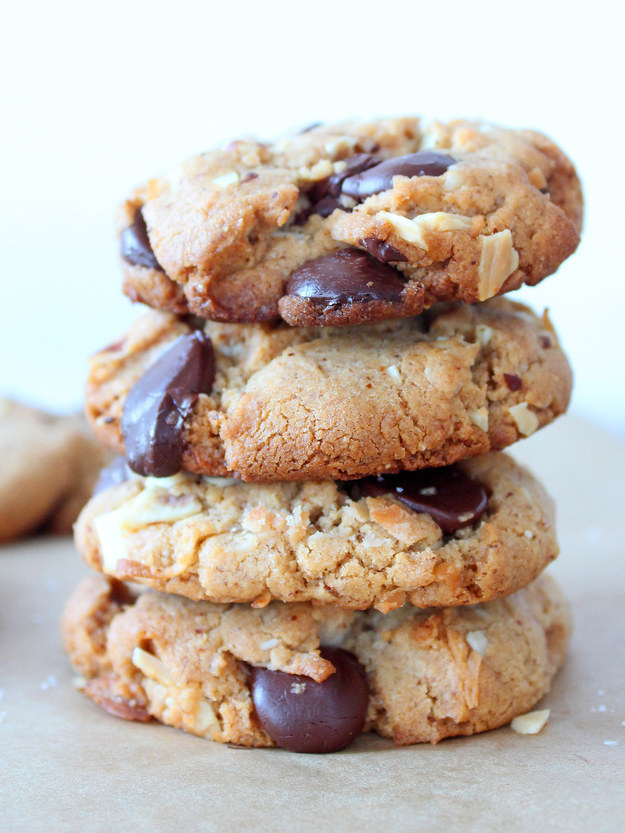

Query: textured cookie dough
[0,399,110,543]
[61,573,571,747]
[86,298,572,481]
[119,117,582,326]
[75,453,558,612]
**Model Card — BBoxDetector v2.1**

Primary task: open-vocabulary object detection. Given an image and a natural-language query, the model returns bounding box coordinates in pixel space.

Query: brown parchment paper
[1,415,624,832]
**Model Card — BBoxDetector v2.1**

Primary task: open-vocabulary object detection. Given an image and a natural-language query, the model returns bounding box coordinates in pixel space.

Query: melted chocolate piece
[121,332,215,477]
[360,237,405,263]
[341,151,455,200]
[503,373,522,392]
[311,154,379,205]
[286,249,406,307]
[120,208,164,272]
[349,465,488,534]
[250,647,368,753]
[93,457,129,495]
[295,154,380,224]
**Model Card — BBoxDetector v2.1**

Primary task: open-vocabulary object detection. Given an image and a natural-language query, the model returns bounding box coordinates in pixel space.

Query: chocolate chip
[122,332,215,477]
[341,151,455,200]
[311,154,380,203]
[296,154,381,223]
[249,647,368,753]
[360,237,405,263]
[120,208,164,272]
[503,373,522,391]
[540,335,552,349]
[348,465,488,534]
[285,249,406,307]
[93,456,129,495]
[240,172,259,184]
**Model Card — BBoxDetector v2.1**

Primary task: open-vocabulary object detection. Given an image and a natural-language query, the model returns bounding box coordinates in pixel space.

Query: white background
[1,0,624,436]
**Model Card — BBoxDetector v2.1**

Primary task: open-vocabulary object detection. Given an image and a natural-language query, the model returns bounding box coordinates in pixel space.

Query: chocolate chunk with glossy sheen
[310,154,380,203]
[349,465,488,534]
[360,237,405,263]
[250,647,368,753]
[122,332,215,477]
[286,249,406,307]
[341,151,455,200]
[93,456,129,495]
[295,154,381,223]
[120,208,164,271]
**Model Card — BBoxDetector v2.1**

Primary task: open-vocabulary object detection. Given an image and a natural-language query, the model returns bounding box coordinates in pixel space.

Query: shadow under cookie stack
[62,117,582,752]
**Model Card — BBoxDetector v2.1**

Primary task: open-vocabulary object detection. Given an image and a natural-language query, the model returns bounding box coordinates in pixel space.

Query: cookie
[86,298,572,481]
[0,399,110,543]
[119,118,582,326]
[61,573,570,749]
[75,452,558,612]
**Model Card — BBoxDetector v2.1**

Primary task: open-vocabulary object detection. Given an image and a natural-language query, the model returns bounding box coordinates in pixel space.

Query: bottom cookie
[61,573,570,751]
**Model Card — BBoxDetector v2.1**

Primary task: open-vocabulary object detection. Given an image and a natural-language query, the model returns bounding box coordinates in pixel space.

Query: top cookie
[119,117,582,327]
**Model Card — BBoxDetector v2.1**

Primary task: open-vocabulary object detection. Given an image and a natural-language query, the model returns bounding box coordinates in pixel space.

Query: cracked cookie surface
[61,573,570,747]
[119,117,582,326]
[86,298,572,481]
[75,453,558,612]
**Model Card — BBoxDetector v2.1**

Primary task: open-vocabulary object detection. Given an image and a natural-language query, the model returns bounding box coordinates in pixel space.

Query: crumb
[40,674,58,691]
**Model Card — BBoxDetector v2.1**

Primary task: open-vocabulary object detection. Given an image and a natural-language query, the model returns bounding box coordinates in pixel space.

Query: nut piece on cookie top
[117,117,583,327]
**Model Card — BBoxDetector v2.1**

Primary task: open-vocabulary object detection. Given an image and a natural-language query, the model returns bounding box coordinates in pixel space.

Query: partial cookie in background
[0,400,110,543]
[86,298,572,481]
[61,573,570,750]
[118,118,582,326]
[75,453,559,612]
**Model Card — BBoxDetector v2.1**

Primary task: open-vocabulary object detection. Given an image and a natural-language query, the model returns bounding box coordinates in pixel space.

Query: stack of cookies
[62,118,582,752]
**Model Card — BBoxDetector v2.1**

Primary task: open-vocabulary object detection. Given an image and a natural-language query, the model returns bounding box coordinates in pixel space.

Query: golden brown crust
[61,573,571,746]
[85,298,572,481]
[74,453,558,612]
[118,118,582,326]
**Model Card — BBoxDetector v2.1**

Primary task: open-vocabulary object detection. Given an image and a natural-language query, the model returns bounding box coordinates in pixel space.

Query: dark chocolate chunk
[341,151,455,200]
[503,373,522,392]
[348,465,488,534]
[296,154,381,223]
[285,249,406,307]
[93,456,129,495]
[120,208,164,272]
[360,237,405,263]
[539,335,552,349]
[310,154,380,203]
[249,647,368,753]
[121,332,215,477]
